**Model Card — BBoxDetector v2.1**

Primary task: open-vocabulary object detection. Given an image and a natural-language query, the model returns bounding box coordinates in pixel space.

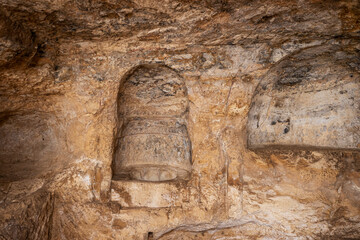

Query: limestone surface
[0,0,359,239]
[114,64,191,181]
[247,45,360,151]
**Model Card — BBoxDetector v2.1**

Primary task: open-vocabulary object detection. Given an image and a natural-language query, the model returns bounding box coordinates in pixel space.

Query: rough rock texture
[247,44,360,151]
[0,180,54,240]
[0,10,35,67]
[114,64,192,181]
[0,0,359,239]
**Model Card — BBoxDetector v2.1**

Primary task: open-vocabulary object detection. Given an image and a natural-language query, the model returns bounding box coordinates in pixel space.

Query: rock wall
[0,0,359,239]
[247,45,360,151]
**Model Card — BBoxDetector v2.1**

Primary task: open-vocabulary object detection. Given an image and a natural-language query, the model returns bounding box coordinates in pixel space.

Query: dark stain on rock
[227,176,242,186]
[120,187,132,206]
[283,126,290,134]
[275,100,283,108]
[112,185,132,206]
[107,202,122,213]
[276,66,312,88]
[112,219,127,229]
[339,90,347,94]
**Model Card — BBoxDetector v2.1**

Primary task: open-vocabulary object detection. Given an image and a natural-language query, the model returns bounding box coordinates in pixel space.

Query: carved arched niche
[0,113,62,182]
[247,45,360,151]
[113,64,192,182]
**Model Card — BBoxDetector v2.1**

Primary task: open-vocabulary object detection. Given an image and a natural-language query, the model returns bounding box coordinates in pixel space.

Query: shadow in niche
[0,112,62,182]
[112,63,192,182]
[147,232,154,240]
[246,45,360,152]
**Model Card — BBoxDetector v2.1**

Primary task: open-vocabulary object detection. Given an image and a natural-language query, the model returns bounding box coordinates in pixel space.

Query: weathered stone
[118,64,188,118]
[0,187,54,240]
[0,0,359,239]
[0,113,64,182]
[113,64,192,181]
[247,45,360,151]
[111,180,183,208]
[0,10,35,67]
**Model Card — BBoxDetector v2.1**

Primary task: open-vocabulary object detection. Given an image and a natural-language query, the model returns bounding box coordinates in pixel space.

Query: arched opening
[247,45,360,151]
[113,64,192,181]
[0,113,61,182]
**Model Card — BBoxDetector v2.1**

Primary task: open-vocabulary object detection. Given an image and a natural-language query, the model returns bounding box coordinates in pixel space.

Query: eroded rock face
[0,181,54,240]
[247,45,360,151]
[0,0,359,239]
[0,10,35,67]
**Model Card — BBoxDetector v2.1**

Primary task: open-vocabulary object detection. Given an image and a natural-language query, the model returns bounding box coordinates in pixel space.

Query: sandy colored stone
[247,45,360,151]
[114,64,192,181]
[0,0,359,239]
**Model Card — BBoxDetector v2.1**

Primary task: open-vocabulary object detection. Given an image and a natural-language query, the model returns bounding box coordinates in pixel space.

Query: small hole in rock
[284,127,290,134]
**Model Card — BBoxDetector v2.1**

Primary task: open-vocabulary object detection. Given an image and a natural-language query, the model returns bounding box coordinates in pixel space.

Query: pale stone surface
[111,180,183,208]
[247,45,360,151]
[0,0,359,239]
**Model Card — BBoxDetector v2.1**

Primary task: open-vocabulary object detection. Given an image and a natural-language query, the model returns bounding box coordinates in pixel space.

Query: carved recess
[113,64,192,181]
[247,45,360,151]
[0,113,60,182]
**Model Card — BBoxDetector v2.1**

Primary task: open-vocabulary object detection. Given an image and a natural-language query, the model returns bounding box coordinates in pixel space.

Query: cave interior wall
[0,0,359,239]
